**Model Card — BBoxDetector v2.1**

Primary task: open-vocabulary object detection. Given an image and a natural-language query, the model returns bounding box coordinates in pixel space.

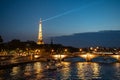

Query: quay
[0,55,48,69]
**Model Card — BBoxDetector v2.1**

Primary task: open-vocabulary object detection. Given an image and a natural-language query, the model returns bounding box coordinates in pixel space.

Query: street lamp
[64,49,68,52]
[79,48,82,52]
[51,49,54,53]
[94,48,97,52]
[90,47,93,50]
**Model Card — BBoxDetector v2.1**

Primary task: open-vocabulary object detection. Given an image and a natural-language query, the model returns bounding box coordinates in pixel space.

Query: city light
[79,48,82,52]
[34,55,40,58]
[64,49,68,52]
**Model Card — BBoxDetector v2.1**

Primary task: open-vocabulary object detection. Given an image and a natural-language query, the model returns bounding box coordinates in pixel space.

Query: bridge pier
[118,55,120,62]
[85,53,92,62]
[112,54,120,63]
[86,56,91,62]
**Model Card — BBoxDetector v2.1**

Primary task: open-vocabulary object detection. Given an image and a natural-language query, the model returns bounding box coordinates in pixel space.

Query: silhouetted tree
[8,39,21,50]
[0,35,3,51]
[0,35,3,44]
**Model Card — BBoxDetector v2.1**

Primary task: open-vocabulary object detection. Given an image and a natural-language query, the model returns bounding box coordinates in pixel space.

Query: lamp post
[64,49,68,54]
[79,48,82,53]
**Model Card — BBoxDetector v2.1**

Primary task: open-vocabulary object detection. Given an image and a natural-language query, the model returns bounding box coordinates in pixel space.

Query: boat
[45,58,63,70]
[46,60,58,70]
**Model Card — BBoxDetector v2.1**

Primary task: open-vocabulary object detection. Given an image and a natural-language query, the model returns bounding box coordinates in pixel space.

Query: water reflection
[60,62,71,79]
[114,63,120,79]
[24,64,33,76]
[33,62,45,79]
[77,62,101,80]
[59,62,101,80]
[34,62,42,74]
[92,63,100,79]
[10,67,20,75]
[9,66,21,80]
[0,61,120,80]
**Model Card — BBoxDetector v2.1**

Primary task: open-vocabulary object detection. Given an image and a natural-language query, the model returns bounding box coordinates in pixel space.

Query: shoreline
[0,58,48,70]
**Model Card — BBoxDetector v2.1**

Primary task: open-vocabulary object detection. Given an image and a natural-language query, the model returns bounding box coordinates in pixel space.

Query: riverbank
[0,58,48,69]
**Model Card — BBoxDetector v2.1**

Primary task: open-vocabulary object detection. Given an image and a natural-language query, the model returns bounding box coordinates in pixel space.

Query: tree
[8,39,21,50]
[0,35,3,44]
[0,35,3,51]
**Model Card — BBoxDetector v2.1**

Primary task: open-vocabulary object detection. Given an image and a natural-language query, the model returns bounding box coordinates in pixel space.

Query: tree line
[0,35,78,53]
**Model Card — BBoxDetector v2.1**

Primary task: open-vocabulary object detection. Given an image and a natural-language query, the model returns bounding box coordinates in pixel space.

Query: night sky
[0,0,120,43]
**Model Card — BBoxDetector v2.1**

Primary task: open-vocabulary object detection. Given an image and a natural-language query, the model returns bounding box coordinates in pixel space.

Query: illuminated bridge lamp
[94,49,97,52]
[64,49,68,52]
[79,48,82,52]
[90,47,93,50]
[51,49,54,53]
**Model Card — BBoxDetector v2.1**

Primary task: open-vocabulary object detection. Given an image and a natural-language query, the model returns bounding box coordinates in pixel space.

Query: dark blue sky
[0,0,120,43]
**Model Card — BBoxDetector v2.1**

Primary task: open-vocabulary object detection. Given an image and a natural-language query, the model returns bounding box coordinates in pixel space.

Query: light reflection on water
[0,61,120,80]
[10,67,20,75]
[60,62,70,79]
[112,63,120,80]
[24,64,33,76]
[76,62,101,80]
[33,62,45,79]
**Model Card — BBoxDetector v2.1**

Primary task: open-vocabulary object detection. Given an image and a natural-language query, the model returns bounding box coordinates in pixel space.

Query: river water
[0,58,120,80]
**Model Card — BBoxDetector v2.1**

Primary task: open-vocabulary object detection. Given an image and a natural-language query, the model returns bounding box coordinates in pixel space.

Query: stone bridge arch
[51,53,120,62]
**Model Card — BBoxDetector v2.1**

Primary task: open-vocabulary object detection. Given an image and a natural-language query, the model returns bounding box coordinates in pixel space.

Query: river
[0,58,120,80]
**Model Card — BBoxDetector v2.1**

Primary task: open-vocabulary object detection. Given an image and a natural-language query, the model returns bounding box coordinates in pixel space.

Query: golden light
[52,54,60,60]
[62,62,70,66]
[35,49,38,52]
[92,63,100,78]
[114,55,119,60]
[64,49,68,52]
[54,55,60,58]
[52,54,67,60]
[60,62,70,79]
[90,47,93,50]
[116,55,119,59]
[79,48,82,52]
[80,53,95,61]
[24,64,32,76]
[22,54,27,56]
[51,49,54,52]
[11,67,20,75]
[61,55,67,58]
[87,53,95,58]
[35,49,41,54]
[94,49,97,52]
[34,62,42,74]
[76,63,85,79]
[34,55,40,58]
[80,54,87,59]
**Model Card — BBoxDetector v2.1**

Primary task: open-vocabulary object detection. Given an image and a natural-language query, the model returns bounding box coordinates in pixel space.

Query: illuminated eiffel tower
[37,18,44,44]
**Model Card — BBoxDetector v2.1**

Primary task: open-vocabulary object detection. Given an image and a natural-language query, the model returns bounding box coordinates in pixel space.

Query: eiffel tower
[37,18,44,44]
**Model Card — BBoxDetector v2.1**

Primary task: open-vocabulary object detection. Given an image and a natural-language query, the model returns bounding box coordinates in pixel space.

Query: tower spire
[37,18,44,44]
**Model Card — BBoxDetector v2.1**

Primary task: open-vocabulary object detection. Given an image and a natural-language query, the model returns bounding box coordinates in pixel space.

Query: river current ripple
[0,59,120,80]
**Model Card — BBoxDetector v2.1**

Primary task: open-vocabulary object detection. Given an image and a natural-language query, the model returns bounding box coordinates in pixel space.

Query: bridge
[51,52,120,62]
[0,52,120,63]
